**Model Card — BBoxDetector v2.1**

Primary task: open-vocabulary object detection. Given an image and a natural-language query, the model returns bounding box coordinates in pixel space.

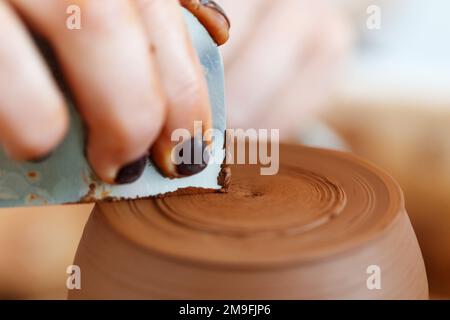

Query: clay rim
[99,145,406,271]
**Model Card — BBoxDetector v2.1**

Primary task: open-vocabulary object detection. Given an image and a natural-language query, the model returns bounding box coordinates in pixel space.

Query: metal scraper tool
[0,10,226,208]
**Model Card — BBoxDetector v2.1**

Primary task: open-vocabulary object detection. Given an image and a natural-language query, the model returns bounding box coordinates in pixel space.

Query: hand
[220,0,350,140]
[0,0,229,183]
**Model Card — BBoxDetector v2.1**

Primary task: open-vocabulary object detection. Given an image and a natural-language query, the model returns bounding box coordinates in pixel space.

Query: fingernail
[29,152,53,164]
[176,137,209,177]
[182,0,230,45]
[200,0,230,28]
[115,156,147,184]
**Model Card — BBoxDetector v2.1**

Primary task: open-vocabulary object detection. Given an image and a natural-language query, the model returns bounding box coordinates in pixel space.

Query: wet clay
[68,144,428,299]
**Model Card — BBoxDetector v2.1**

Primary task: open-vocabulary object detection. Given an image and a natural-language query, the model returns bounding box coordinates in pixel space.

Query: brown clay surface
[69,144,428,299]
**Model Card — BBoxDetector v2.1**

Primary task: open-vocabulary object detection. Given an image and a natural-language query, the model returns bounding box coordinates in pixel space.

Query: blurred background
[1,0,450,299]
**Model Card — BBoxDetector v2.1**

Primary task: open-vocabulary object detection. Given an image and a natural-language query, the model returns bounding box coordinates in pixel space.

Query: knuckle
[135,0,161,11]
[81,0,134,34]
[100,111,157,155]
[170,75,208,112]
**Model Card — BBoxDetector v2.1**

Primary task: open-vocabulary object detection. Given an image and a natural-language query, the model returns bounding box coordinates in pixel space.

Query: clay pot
[326,104,450,298]
[68,144,428,299]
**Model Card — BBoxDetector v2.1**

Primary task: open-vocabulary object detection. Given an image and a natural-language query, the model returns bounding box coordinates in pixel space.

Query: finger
[12,0,166,184]
[137,0,212,178]
[258,4,351,140]
[180,0,230,46]
[219,0,270,64]
[0,1,68,161]
[224,0,318,130]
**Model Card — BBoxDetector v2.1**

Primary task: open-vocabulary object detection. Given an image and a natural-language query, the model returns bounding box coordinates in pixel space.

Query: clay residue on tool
[74,160,231,204]
[26,192,48,205]
[79,183,97,203]
[26,171,40,182]
[217,164,231,192]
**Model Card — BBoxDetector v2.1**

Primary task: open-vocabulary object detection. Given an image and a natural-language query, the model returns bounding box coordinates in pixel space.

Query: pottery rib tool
[0,10,226,208]
[69,144,428,300]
